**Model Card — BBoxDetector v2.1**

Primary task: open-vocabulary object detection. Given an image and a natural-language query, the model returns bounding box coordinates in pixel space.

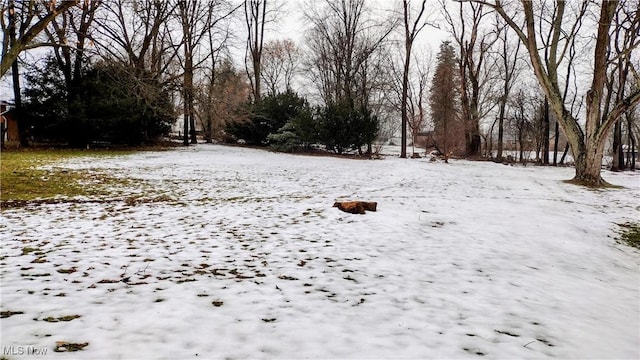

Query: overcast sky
[272,0,450,51]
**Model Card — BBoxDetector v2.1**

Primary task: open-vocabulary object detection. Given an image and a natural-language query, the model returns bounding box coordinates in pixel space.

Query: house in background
[1,100,20,148]
[170,114,204,139]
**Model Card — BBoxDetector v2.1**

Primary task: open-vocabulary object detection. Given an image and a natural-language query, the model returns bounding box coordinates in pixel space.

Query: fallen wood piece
[333,201,377,214]
[54,341,89,352]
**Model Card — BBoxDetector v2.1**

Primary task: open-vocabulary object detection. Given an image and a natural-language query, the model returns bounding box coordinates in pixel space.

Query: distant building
[1,100,19,148]
[170,114,204,138]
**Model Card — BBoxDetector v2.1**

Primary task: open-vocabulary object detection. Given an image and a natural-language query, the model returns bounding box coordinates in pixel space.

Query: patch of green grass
[618,222,640,249]
[56,267,77,274]
[22,246,41,255]
[42,315,81,322]
[1,149,133,203]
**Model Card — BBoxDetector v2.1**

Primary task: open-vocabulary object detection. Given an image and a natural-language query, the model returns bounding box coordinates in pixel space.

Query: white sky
[271,0,451,51]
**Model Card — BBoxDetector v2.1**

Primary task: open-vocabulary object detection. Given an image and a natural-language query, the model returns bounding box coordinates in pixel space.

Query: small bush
[268,123,300,153]
[618,222,640,249]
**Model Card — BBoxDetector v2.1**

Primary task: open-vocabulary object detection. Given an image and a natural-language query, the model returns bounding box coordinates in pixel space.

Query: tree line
[1,0,638,185]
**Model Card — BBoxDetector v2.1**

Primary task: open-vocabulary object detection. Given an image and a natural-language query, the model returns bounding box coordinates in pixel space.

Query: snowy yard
[1,144,639,359]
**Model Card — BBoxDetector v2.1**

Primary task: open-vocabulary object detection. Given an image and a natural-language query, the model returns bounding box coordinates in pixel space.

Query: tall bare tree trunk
[401,44,410,158]
[400,1,429,159]
[488,119,496,158]
[189,89,197,144]
[183,42,194,145]
[7,0,25,146]
[553,117,560,166]
[245,0,268,102]
[576,1,618,183]
[497,100,505,160]
[178,0,217,145]
[542,97,550,164]
[183,94,190,146]
[627,113,637,170]
[611,120,624,171]
[205,61,216,144]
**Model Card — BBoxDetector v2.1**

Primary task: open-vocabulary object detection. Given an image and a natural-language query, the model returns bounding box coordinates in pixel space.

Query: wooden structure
[1,100,19,148]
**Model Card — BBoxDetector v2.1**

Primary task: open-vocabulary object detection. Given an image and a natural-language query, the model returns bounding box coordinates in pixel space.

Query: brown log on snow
[333,201,377,214]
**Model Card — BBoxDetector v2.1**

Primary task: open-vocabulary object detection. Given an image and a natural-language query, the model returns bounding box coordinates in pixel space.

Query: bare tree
[493,15,522,161]
[399,0,432,158]
[261,38,301,96]
[608,1,639,171]
[178,0,211,144]
[407,50,432,156]
[1,0,79,77]
[375,49,404,149]
[624,104,638,170]
[541,96,550,164]
[478,0,640,185]
[442,0,499,158]
[43,0,100,105]
[194,1,243,143]
[244,0,282,101]
[305,0,395,106]
[177,0,241,145]
[93,0,180,99]
[93,0,178,75]
[245,0,264,101]
[504,87,539,163]
[195,58,249,143]
[532,96,551,163]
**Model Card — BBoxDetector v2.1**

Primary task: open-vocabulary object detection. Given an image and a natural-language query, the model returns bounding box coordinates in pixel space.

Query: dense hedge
[227,91,378,154]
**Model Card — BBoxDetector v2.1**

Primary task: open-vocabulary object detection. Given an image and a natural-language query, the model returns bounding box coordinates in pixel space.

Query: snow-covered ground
[1,144,639,359]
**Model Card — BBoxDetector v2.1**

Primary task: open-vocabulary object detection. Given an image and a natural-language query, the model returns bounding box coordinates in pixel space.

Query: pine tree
[429,41,462,162]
